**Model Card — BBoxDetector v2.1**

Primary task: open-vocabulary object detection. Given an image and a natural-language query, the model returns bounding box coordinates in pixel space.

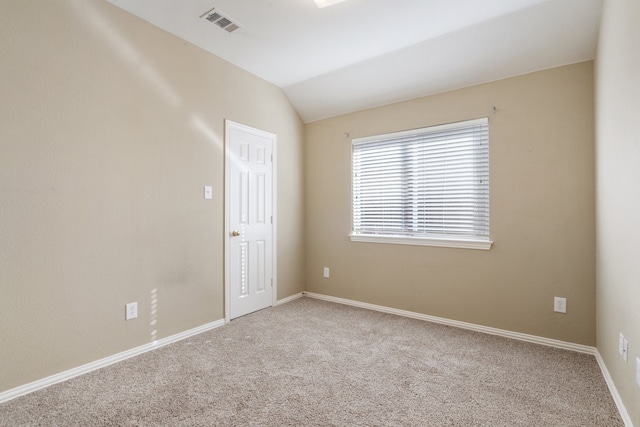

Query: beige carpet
[0,297,623,426]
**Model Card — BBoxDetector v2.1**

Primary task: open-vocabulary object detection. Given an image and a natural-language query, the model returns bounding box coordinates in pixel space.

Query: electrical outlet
[553,297,567,313]
[622,338,629,362]
[619,333,625,355]
[323,267,330,278]
[126,302,138,320]
[636,358,640,387]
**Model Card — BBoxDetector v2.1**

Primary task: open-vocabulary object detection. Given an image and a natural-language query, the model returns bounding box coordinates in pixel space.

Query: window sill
[349,234,493,250]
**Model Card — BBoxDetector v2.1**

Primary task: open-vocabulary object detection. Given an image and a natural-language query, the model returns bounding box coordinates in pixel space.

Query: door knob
[231,230,241,237]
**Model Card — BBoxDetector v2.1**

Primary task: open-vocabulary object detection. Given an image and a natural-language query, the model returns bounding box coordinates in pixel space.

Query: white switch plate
[323,267,329,278]
[622,338,629,362]
[636,358,640,387]
[554,297,567,313]
[619,333,625,355]
[204,186,213,200]
[126,302,138,320]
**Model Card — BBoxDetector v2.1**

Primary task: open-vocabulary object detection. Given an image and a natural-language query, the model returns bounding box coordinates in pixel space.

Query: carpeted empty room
[0,298,623,426]
[3,2,640,425]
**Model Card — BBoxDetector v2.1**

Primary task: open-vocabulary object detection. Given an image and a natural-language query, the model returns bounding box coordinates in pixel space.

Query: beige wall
[305,62,596,345]
[596,0,640,424]
[0,0,304,393]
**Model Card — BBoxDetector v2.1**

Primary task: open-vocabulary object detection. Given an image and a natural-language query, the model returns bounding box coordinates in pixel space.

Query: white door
[225,121,275,320]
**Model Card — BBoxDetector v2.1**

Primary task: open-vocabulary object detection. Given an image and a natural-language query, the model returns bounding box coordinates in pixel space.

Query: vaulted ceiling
[106,0,602,122]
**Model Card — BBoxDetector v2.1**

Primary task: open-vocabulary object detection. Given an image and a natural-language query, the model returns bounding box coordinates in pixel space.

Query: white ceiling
[105,0,602,123]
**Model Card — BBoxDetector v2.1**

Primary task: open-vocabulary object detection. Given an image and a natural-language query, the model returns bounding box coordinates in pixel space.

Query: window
[351,117,492,250]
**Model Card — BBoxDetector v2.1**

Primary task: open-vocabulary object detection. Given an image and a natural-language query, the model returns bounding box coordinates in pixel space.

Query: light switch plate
[636,358,640,387]
[204,186,213,200]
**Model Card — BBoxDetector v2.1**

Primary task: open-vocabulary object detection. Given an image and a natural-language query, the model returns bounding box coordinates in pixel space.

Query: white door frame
[224,120,277,323]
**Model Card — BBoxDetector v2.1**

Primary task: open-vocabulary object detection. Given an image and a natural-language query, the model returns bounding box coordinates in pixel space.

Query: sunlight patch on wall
[69,0,182,108]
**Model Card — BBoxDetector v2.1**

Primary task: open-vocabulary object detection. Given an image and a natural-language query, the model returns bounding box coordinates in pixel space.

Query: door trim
[224,120,277,323]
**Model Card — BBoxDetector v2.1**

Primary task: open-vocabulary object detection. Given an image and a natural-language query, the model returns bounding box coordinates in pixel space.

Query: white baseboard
[275,292,304,306]
[0,318,226,405]
[1,294,303,404]
[303,292,634,425]
[3,293,632,426]
[303,292,595,353]
[594,351,634,427]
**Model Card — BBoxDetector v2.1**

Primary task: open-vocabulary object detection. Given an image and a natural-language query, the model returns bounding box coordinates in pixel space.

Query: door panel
[226,122,274,319]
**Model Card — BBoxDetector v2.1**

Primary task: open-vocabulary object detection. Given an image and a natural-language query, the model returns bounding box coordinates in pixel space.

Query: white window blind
[351,118,490,246]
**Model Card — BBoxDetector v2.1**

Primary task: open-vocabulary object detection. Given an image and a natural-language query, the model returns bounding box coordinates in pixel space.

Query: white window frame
[350,118,492,250]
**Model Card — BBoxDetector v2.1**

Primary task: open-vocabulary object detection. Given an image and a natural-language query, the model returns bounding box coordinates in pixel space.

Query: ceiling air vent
[200,7,242,33]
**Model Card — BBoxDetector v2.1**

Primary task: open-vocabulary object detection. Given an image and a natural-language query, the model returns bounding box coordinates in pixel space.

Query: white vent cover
[200,7,242,33]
